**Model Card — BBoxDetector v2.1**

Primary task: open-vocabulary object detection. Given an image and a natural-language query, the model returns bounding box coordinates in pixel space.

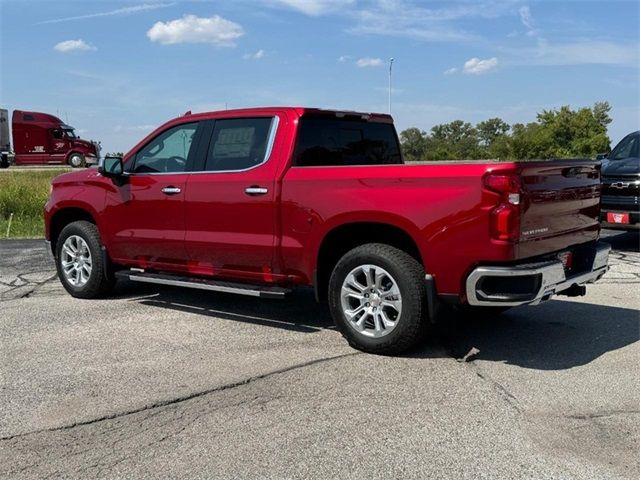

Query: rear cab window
[203,117,277,172]
[293,115,403,167]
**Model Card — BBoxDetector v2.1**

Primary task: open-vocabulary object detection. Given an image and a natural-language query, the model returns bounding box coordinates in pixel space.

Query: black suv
[600,131,640,230]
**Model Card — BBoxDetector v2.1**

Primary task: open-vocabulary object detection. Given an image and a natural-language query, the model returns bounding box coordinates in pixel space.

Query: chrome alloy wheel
[340,264,403,338]
[61,235,92,287]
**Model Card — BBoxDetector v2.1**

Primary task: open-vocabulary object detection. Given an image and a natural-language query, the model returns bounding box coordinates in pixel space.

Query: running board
[116,271,291,299]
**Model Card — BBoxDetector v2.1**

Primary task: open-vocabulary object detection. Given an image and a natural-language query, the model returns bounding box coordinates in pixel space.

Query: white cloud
[518,5,539,37]
[338,55,352,62]
[147,15,244,46]
[444,67,458,75]
[54,39,96,53]
[272,0,355,16]
[463,57,498,74]
[114,125,156,133]
[267,0,515,43]
[519,6,534,30]
[38,3,175,25]
[346,0,517,43]
[243,49,265,60]
[356,57,384,67]
[503,39,639,66]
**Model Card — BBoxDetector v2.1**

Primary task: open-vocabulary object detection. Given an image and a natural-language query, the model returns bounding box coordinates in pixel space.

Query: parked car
[599,130,640,230]
[44,107,610,354]
[0,108,100,168]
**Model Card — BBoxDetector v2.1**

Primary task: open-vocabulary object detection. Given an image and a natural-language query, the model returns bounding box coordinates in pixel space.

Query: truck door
[50,129,69,155]
[103,121,202,271]
[183,115,283,282]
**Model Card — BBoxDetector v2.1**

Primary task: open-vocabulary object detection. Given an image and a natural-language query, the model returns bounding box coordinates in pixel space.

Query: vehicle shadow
[117,281,334,334]
[601,229,639,253]
[117,280,639,371]
[427,299,640,370]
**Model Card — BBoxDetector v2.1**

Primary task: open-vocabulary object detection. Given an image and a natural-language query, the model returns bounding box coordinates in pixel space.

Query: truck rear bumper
[465,242,610,307]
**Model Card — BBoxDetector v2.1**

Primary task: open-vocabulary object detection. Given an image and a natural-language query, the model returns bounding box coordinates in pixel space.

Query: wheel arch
[314,221,425,302]
[49,207,98,256]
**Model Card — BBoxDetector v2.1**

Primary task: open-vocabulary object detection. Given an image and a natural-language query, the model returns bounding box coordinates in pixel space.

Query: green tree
[399,127,427,162]
[399,101,612,161]
[477,118,510,147]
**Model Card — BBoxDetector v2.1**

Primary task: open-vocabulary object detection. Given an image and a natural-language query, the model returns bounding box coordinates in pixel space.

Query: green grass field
[0,169,70,238]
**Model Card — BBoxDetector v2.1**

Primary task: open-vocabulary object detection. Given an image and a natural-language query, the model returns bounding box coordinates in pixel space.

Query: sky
[1,0,638,154]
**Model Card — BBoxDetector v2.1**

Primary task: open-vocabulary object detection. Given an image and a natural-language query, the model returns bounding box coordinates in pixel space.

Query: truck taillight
[484,172,521,242]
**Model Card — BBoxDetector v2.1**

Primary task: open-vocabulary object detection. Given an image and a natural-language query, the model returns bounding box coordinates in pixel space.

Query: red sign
[607,212,630,224]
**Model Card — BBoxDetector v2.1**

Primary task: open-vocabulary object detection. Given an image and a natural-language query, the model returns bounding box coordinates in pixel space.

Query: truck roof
[13,110,67,127]
[178,107,394,124]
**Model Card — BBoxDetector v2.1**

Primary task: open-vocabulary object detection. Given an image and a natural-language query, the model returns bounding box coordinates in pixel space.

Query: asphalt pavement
[0,230,638,479]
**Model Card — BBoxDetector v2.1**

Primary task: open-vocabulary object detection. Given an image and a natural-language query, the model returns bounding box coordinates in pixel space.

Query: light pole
[388,57,394,115]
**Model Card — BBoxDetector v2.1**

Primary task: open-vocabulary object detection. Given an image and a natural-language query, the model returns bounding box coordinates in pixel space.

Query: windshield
[63,129,77,139]
[610,133,639,160]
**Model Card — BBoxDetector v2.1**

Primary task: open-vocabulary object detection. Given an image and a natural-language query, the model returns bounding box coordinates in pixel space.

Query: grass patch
[0,169,70,238]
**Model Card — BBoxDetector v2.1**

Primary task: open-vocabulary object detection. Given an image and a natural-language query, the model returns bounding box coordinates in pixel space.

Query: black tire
[68,153,85,168]
[0,154,9,169]
[55,220,115,299]
[328,243,429,355]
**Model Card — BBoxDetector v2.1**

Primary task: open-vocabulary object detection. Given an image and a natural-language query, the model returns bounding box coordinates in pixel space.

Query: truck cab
[44,107,610,355]
[10,110,100,167]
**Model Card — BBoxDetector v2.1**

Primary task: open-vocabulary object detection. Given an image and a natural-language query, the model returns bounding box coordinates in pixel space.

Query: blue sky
[1,0,638,154]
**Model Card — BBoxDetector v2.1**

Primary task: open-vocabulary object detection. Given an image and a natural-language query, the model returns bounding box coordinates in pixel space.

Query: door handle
[245,186,268,196]
[161,186,182,195]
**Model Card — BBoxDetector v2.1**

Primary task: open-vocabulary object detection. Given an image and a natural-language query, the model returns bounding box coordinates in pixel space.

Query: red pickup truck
[44,107,610,354]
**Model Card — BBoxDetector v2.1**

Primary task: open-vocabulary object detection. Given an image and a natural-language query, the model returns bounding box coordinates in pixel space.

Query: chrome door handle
[245,186,268,196]
[161,186,182,195]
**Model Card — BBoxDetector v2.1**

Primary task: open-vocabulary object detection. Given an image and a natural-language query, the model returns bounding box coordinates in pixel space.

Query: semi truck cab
[0,108,101,168]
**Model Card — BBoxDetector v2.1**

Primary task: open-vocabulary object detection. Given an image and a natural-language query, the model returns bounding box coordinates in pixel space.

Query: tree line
[399,101,612,161]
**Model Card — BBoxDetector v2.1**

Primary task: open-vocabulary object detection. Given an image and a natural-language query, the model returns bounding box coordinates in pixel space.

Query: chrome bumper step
[115,271,291,299]
[465,242,611,307]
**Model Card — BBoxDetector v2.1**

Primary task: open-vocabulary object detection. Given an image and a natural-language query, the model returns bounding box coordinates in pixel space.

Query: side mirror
[98,156,124,177]
[596,152,609,161]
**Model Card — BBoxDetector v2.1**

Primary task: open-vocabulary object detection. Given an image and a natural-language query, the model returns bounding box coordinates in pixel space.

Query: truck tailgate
[517,160,601,258]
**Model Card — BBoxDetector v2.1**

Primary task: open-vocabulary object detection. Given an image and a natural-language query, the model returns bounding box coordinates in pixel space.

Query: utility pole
[388,57,394,115]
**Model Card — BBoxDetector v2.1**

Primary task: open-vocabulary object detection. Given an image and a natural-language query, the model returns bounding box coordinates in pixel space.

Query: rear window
[293,116,402,167]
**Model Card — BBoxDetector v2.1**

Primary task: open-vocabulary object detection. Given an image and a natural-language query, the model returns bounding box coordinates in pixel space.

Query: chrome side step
[115,271,291,299]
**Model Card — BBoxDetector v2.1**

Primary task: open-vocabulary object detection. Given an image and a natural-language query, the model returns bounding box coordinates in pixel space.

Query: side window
[132,122,198,174]
[611,134,639,160]
[204,117,274,172]
[51,129,63,140]
[294,116,402,167]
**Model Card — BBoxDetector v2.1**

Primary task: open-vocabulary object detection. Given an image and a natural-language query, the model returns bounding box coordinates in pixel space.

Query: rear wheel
[55,221,114,298]
[68,153,85,168]
[328,243,429,355]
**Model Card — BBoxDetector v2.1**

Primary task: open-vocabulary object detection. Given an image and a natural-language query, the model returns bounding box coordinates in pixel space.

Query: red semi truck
[0,108,100,168]
[44,107,610,354]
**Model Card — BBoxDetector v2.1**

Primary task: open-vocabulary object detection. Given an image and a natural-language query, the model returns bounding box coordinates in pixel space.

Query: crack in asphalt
[0,351,361,442]
[566,410,640,420]
[449,347,523,413]
[0,271,57,301]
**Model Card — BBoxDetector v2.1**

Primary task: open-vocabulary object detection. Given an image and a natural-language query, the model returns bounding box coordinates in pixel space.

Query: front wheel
[68,153,85,168]
[328,243,429,355]
[55,221,114,298]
